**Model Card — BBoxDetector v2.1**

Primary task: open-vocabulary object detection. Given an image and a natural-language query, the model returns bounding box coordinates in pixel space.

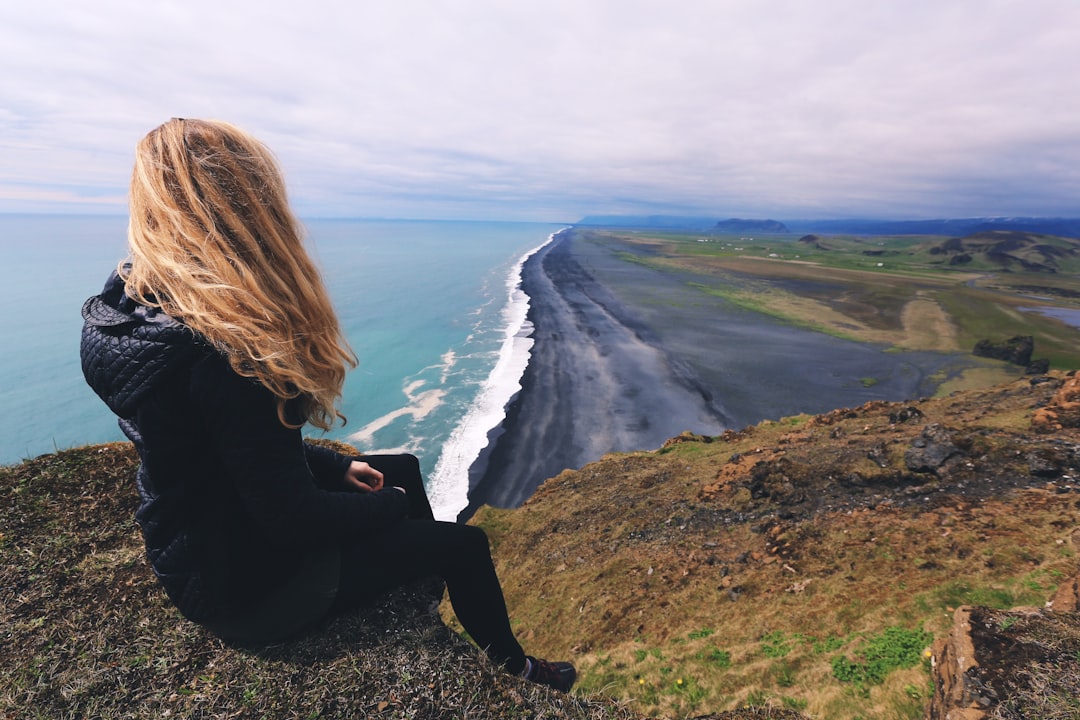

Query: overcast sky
[2,0,1078,222]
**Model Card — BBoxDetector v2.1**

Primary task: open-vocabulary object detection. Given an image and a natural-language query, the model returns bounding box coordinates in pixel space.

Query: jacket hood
[81,272,204,418]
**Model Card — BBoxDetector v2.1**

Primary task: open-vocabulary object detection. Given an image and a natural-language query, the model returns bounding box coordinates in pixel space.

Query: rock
[1051,570,1080,613]
[1031,373,1080,432]
[889,405,924,424]
[904,424,961,474]
[927,604,1080,720]
[1025,448,1070,477]
[663,431,714,448]
[866,443,890,468]
[972,335,1034,366]
[1025,358,1050,374]
[926,607,986,720]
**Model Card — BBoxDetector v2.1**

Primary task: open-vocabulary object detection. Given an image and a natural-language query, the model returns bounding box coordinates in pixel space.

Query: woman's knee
[362,454,422,482]
[422,521,491,566]
[458,523,492,555]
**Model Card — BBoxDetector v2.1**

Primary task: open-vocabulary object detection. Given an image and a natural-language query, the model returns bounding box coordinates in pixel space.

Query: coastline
[460,228,729,518]
[462,228,973,518]
[426,233,555,521]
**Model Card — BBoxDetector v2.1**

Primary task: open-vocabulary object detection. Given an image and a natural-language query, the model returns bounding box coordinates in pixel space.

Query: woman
[80,118,575,692]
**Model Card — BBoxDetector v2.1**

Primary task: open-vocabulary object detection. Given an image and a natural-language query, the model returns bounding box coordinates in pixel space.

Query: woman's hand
[344,460,384,493]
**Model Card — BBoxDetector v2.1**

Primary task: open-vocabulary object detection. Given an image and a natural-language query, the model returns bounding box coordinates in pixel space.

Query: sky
[2,0,1078,222]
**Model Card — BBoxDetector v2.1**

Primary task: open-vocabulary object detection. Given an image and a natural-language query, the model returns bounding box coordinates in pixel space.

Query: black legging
[331,454,526,673]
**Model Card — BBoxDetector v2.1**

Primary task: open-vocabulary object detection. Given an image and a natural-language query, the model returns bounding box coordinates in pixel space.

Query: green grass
[592,228,1080,370]
[761,631,796,658]
[830,626,933,688]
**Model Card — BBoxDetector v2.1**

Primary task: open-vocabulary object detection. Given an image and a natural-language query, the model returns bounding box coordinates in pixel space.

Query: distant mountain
[575,215,790,233]
[785,217,1080,239]
[575,215,1080,239]
[713,218,789,233]
[928,230,1080,272]
[575,215,720,230]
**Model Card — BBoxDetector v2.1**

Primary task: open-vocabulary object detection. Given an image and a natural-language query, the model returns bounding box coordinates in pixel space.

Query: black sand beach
[461,229,971,517]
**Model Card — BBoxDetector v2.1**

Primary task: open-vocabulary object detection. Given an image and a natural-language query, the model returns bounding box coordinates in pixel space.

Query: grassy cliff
[4,373,1079,719]
[0,443,803,720]
[457,372,1080,718]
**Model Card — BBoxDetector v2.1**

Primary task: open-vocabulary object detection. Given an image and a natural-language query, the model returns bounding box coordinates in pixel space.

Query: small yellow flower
[639,678,645,685]
[676,678,684,686]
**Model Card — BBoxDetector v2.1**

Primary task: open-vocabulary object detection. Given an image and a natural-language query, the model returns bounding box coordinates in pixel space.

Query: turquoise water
[0,215,560,518]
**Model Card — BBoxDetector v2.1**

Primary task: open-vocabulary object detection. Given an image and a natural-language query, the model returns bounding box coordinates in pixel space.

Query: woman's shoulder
[189,351,257,391]
[187,351,285,418]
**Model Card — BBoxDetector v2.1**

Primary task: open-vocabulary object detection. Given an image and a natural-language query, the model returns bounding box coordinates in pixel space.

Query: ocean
[0,214,562,520]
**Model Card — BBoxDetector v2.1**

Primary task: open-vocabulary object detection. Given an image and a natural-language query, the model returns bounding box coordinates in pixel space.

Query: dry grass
[1,442,812,720]
[972,608,1080,720]
[0,444,653,720]
[898,294,958,352]
[460,374,1080,719]
[6,375,1080,719]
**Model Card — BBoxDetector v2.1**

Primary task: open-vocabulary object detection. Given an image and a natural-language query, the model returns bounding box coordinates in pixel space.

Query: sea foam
[347,382,447,452]
[427,232,558,521]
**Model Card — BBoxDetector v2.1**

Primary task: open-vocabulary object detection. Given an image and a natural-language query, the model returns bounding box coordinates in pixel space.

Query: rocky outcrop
[926,585,1080,720]
[971,335,1049,374]
[1025,358,1051,374]
[904,423,962,474]
[926,607,985,720]
[1032,372,1080,431]
[1052,570,1080,613]
[972,335,1034,366]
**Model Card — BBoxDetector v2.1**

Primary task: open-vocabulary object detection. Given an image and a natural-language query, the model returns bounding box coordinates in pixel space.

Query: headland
[463,228,989,515]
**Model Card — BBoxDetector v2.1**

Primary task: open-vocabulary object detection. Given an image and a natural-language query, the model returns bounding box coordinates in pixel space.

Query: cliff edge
[466,372,1080,718]
[5,373,1080,718]
[1,443,811,719]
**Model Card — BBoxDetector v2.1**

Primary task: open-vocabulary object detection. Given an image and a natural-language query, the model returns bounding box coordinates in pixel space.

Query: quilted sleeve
[304,442,354,489]
[191,356,410,545]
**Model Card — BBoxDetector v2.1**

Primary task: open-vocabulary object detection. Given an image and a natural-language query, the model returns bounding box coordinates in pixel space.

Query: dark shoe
[525,655,576,692]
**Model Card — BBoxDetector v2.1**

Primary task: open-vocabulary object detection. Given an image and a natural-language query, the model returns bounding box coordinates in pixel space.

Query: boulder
[1031,373,1080,432]
[972,335,1034,366]
[904,424,961,474]
[1025,358,1050,374]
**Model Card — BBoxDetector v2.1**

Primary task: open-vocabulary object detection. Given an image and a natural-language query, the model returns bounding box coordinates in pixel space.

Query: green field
[581,228,1080,383]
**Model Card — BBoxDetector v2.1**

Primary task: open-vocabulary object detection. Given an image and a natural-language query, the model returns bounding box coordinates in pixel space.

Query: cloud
[1,0,1078,221]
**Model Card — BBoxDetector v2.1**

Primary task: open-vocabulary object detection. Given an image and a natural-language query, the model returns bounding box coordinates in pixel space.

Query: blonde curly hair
[123,118,356,430]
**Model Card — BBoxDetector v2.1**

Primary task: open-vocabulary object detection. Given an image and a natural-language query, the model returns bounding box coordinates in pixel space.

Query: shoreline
[426,232,555,521]
[461,229,975,519]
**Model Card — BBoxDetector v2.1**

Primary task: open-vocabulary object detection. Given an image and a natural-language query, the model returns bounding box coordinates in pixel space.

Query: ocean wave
[438,349,456,385]
[347,382,447,449]
[427,231,561,521]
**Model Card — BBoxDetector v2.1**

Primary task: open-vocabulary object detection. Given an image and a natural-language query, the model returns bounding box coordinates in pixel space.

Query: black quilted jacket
[80,272,410,622]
